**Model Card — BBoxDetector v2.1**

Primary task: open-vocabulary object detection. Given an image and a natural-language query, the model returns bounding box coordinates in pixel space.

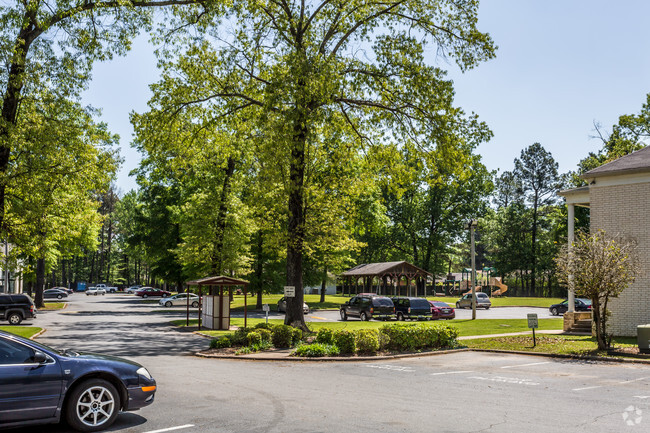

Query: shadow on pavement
[4,413,148,432]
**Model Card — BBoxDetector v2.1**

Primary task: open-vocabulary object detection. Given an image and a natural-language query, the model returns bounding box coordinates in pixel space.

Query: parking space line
[500,362,550,369]
[573,386,602,391]
[431,370,474,375]
[619,377,647,384]
[309,316,328,320]
[142,424,195,433]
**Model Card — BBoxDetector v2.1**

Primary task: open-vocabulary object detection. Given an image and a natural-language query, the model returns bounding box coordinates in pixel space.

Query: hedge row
[293,323,459,357]
[209,322,303,351]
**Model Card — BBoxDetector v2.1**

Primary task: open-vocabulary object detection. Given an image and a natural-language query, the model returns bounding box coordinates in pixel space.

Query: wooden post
[219,285,224,330]
[244,284,248,329]
[185,284,190,327]
[198,285,202,331]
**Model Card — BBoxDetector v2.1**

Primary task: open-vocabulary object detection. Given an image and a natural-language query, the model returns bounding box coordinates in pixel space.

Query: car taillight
[408,307,411,313]
[30,305,34,312]
[370,307,374,313]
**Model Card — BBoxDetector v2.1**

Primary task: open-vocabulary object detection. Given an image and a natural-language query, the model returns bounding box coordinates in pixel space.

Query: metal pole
[186,284,190,327]
[567,203,575,313]
[471,223,477,320]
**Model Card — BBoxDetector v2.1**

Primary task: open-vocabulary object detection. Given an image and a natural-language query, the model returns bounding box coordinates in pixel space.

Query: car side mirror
[32,350,48,364]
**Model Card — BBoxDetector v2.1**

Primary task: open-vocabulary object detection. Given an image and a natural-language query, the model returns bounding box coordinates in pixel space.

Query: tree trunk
[284,117,307,330]
[320,266,327,303]
[211,156,236,275]
[254,231,264,309]
[35,258,45,308]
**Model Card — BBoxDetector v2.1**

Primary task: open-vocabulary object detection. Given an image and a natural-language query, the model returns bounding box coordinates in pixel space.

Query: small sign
[527,313,539,329]
[284,286,296,297]
[262,304,270,312]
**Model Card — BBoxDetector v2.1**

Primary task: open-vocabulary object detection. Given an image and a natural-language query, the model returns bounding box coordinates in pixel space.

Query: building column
[568,203,575,312]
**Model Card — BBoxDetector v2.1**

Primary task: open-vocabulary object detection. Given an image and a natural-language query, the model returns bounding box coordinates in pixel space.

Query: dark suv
[392,297,433,321]
[0,294,37,325]
[340,295,395,321]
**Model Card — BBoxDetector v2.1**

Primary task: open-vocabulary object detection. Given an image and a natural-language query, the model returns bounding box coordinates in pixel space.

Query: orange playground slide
[490,277,508,296]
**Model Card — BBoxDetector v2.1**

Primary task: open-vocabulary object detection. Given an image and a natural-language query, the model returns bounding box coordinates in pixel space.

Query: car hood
[70,351,143,368]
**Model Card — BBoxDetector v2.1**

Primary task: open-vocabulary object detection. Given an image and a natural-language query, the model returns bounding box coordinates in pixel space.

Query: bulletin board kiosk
[185,276,250,331]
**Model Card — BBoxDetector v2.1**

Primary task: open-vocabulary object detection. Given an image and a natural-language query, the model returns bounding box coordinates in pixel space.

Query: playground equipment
[459,267,508,297]
[489,277,508,297]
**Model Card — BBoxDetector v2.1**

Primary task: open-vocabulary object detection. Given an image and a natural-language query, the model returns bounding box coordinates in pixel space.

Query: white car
[159,293,200,308]
[86,287,106,296]
[126,285,142,294]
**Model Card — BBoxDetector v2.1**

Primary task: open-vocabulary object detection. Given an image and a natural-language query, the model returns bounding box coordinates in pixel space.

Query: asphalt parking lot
[12,294,650,433]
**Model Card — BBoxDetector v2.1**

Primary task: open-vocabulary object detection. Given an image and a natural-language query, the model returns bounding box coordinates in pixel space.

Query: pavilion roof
[340,261,432,277]
[186,276,249,286]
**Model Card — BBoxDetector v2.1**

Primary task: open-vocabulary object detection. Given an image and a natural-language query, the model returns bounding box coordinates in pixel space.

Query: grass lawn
[463,335,637,356]
[40,302,66,311]
[0,326,43,339]
[174,317,563,339]
[226,294,564,311]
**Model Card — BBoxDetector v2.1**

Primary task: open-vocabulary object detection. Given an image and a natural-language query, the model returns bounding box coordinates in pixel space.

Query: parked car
[159,293,201,308]
[52,286,74,295]
[429,301,456,320]
[86,287,106,296]
[126,285,142,294]
[0,330,156,432]
[340,295,395,321]
[456,292,491,309]
[0,294,36,325]
[135,287,171,298]
[277,297,310,314]
[391,297,433,321]
[549,298,592,316]
[90,284,118,293]
[43,288,69,300]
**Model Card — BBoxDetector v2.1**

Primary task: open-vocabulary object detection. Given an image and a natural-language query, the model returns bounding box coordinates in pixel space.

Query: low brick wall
[563,311,593,334]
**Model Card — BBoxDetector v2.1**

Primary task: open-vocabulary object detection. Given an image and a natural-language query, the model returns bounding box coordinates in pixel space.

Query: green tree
[555,230,640,350]
[152,0,496,328]
[513,143,559,295]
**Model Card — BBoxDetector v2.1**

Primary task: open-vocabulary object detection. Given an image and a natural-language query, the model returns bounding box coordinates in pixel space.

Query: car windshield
[433,302,450,308]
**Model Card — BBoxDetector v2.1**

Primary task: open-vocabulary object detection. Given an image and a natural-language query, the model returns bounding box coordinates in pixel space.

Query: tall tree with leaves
[152,0,496,328]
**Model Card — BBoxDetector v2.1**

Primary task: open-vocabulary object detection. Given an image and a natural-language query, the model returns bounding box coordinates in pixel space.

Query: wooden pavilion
[185,276,249,331]
[340,261,432,297]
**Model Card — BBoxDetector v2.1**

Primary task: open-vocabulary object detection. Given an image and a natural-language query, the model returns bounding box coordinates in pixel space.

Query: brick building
[560,146,650,336]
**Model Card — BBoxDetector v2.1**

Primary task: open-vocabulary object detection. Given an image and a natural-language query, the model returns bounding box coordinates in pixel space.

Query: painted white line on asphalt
[573,386,602,391]
[469,376,539,386]
[619,377,648,384]
[142,424,195,433]
[431,370,474,376]
[500,362,550,369]
[634,396,650,399]
[364,364,415,372]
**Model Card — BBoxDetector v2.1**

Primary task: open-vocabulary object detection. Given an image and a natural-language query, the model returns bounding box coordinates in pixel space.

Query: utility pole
[467,220,478,320]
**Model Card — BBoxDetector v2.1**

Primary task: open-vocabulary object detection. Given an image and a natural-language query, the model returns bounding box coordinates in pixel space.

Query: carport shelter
[185,276,249,331]
[340,261,432,297]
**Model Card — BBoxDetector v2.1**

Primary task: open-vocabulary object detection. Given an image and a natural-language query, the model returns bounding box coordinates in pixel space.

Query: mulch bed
[607,346,650,359]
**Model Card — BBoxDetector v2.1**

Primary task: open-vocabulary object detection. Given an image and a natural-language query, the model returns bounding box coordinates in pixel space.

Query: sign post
[527,313,539,347]
[262,303,270,324]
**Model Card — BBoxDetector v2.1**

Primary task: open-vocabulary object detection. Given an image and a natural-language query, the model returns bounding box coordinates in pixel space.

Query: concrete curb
[469,348,650,365]
[30,328,46,339]
[195,347,470,362]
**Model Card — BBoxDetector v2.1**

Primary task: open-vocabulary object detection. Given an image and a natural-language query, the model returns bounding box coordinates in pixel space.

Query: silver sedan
[159,293,200,308]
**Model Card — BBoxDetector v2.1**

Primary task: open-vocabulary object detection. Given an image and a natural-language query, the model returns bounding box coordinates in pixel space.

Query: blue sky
[82,1,650,194]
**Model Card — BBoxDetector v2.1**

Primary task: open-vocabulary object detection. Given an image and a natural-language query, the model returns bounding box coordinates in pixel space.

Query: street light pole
[466,220,478,320]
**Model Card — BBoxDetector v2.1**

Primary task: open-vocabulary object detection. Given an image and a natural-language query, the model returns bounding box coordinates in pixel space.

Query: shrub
[272,324,295,348]
[316,328,335,345]
[247,331,262,346]
[293,343,340,357]
[254,322,273,330]
[292,328,303,345]
[210,337,231,349]
[379,323,459,351]
[355,329,380,355]
[334,330,356,354]
[230,327,252,346]
[257,328,272,344]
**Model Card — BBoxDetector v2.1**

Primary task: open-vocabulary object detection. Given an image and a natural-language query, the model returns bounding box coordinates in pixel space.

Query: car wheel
[94,292,98,296]
[66,378,120,432]
[340,309,347,321]
[165,301,172,307]
[456,302,461,308]
[397,312,404,321]
[360,312,369,321]
[551,307,558,316]
[192,301,199,308]
[56,294,62,299]
[143,294,148,298]
[7,312,22,325]
[485,306,490,310]
[305,309,310,315]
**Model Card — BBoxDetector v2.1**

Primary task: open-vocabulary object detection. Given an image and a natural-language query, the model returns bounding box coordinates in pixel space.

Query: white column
[567,203,575,312]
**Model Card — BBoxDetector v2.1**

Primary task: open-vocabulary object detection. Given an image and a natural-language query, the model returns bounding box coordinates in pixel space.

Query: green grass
[174,317,563,339]
[225,294,564,311]
[41,302,65,310]
[0,326,42,339]
[464,335,637,356]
